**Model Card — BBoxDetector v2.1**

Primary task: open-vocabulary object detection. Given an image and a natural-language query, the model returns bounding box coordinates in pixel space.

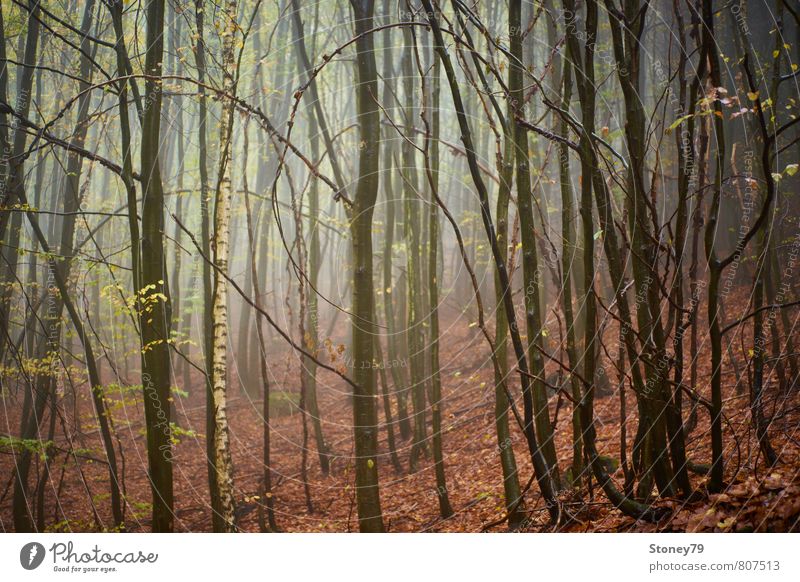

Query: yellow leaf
[717,516,736,529]
[747,91,760,101]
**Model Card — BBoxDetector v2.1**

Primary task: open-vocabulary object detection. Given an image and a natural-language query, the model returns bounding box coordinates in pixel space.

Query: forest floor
[2,289,799,532]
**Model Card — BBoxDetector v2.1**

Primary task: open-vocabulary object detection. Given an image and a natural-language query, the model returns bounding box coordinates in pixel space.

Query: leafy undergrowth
[1,306,798,532]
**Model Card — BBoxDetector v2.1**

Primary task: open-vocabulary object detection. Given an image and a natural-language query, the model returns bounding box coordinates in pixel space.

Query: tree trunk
[349,0,384,532]
[140,0,174,532]
[422,28,453,518]
[0,0,40,361]
[422,0,559,521]
[207,0,240,532]
[290,0,331,473]
[401,23,427,473]
[510,0,560,489]
[192,0,222,531]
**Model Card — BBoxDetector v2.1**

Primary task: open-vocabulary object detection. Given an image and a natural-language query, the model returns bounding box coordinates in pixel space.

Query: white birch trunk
[210,0,239,532]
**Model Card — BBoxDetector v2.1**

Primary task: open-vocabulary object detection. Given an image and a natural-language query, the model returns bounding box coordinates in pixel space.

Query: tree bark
[140,0,174,532]
[207,0,240,531]
[349,0,384,532]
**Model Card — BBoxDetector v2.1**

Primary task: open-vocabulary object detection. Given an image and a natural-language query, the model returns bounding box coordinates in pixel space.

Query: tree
[192,0,221,531]
[290,0,332,475]
[139,0,174,532]
[2,0,798,536]
[421,0,559,521]
[207,0,240,532]
[401,14,427,473]
[0,0,39,361]
[510,0,560,490]
[349,0,384,533]
[418,17,453,518]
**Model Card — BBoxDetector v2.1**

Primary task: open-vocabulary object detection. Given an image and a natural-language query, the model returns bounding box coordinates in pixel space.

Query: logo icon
[20,542,46,570]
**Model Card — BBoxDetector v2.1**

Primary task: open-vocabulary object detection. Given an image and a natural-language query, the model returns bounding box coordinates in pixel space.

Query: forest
[0,0,799,533]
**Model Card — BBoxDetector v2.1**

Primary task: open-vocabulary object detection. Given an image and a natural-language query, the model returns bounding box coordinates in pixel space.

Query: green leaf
[667,114,693,132]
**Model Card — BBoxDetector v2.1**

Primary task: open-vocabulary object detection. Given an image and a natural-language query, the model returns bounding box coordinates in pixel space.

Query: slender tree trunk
[140,0,174,532]
[108,0,141,302]
[556,62,583,487]
[702,0,728,493]
[349,0,384,532]
[207,0,240,531]
[0,0,39,361]
[491,112,525,529]
[401,23,427,473]
[242,129,279,532]
[15,197,124,532]
[380,0,411,445]
[605,0,676,497]
[192,0,222,531]
[422,28,453,518]
[510,0,560,489]
[560,0,658,520]
[421,0,559,521]
[291,0,331,473]
[13,0,123,532]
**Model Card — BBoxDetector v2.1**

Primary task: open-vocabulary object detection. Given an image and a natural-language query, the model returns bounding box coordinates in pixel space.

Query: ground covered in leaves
[2,298,799,532]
